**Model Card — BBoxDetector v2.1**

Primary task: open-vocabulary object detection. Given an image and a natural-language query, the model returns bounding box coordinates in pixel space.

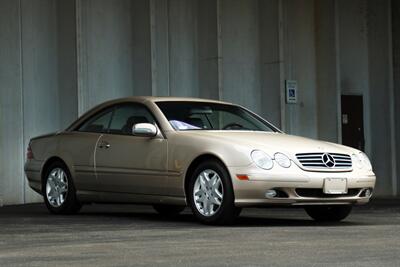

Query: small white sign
[286,80,298,104]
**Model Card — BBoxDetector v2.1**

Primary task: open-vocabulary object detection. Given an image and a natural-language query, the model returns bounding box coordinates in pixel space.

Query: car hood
[177,131,358,156]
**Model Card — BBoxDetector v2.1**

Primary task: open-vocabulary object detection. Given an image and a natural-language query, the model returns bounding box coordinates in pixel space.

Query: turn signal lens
[236,174,249,180]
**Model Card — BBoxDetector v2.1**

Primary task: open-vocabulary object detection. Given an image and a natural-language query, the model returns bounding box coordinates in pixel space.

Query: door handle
[98,141,111,149]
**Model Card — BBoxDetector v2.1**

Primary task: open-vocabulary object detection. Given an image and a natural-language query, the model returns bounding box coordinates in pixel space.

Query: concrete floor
[0,201,399,267]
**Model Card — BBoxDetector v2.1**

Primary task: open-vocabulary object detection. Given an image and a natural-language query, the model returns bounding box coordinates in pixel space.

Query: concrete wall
[0,0,24,205]
[282,0,318,138]
[336,0,395,196]
[21,0,60,202]
[220,0,262,114]
[150,0,170,96]
[0,0,398,204]
[168,0,199,96]
[149,0,220,98]
[0,0,78,204]
[132,0,152,96]
[197,0,219,100]
[259,0,282,127]
[57,0,78,127]
[315,0,339,143]
[77,0,135,112]
[367,0,395,196]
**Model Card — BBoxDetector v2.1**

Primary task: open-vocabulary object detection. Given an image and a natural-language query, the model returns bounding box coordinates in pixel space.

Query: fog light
[265,190,277,199]
[365,189,372,197]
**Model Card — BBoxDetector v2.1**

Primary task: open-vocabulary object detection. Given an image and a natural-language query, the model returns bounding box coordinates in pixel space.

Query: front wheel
[305,205,352,222]
[188,160,241,225]
[43,162,82,214]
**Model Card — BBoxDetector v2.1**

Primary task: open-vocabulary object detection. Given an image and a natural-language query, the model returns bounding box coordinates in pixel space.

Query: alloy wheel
[193,169,224,217]
[46,168,69,208]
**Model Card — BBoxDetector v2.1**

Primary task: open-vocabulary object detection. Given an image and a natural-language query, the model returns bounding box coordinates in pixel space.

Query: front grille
[295,188,361,198]
[296,152,352,170]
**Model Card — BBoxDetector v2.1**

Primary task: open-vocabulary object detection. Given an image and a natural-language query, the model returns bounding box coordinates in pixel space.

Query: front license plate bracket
[323,178,348,194]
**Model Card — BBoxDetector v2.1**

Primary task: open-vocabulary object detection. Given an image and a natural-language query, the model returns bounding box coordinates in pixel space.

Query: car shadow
[0,203,377,228]
[69,211,368,228]
[233,216,360,227]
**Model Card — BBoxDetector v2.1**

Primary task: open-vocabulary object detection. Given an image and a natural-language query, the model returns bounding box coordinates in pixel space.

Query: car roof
[114,96,234,105]
[65,96,235,132]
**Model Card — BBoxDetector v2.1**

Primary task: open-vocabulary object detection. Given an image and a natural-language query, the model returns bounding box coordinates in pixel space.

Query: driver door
[95,103,168,195]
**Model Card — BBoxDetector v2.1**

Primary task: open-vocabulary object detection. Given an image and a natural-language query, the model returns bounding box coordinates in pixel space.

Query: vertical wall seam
[75,0,81,113]
[73,0,80,116]
[313,0,320,139]
[167,0,171,96]
[278,0,286,131]
[256,0,262,114]
[216,0,223,100]
[388,0,397,196]
[364,0,372,157]
[75,0,87,114]
[19,0,26,204]
[193,0,199,97]
[334,0,342,144]
[150,0,157,96]
[55,1,60,130]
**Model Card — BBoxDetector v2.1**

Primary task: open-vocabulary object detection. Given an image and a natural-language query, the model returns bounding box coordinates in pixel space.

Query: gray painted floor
[0,200,399,267]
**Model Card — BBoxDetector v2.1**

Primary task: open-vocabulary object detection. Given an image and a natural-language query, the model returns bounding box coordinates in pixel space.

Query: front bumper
[228,164,376,207]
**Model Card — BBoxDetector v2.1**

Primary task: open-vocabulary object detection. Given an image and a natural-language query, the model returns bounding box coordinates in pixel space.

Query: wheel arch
[40,156,71,188]
[184,153,231,201]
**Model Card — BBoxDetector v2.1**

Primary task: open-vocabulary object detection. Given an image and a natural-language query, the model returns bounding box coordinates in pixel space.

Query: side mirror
[132,123,158,137]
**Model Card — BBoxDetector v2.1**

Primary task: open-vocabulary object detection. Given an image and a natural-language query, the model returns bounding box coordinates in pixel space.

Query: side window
[78,109,113,133]
[109,104,156,135]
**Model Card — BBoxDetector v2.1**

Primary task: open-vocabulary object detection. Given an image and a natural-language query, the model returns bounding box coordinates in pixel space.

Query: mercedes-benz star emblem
[322,153,335,168]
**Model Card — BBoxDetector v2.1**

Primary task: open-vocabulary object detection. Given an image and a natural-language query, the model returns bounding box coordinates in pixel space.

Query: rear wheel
[153,204,185,217]
[188,160,241,225]
[305,205,352,222]
[43,162,82,214]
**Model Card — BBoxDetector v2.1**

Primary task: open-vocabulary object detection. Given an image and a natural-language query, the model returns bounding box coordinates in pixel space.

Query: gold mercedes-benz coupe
[25,97,376,224]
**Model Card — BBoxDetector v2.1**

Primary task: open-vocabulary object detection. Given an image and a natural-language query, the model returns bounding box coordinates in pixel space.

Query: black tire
[188,160,241,225]
[305,205,352,222]
[153,204,185,217]
[42,161,82,214]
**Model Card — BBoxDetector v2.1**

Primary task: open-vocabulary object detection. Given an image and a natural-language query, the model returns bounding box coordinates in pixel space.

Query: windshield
[156,101,277,132]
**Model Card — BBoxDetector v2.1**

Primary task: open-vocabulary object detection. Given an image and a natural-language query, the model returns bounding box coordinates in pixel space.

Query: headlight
[352,152,372,171]
[251,150,273,170]
[352,153,363,169]
[274,153,291,168]
[359,152,372,170]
